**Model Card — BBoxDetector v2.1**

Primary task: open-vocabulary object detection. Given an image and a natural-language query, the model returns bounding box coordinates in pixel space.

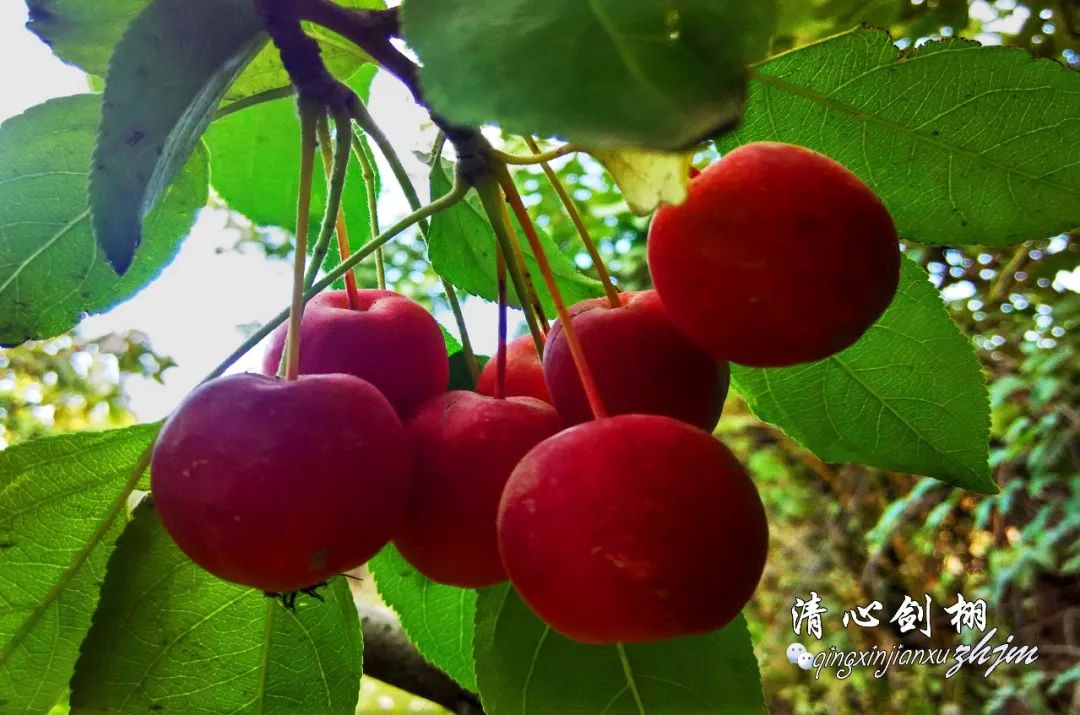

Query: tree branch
[359,604,484,715]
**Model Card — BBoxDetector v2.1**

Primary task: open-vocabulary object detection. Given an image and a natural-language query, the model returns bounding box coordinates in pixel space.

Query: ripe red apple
[648,142,900,367]
[263,289,448,418]
[151,372,412,593]
[395,391,561,587]
[543,290,728,429]
[475,335,551,403]
[498,414,768,644]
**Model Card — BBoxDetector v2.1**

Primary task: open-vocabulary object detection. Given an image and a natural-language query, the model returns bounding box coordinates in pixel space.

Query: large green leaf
[0,424,159,713]
[225,0,385,100]
[368,544,477,691]
[70,502,362,713]
[0,95,207,345]
[25,0,380,103]
[403,0,778,150]
[25,0,148,78]
[719,29,1080,246]
[428,161,603,316]
[733,257,994,493]
[204,67,378,276]
[474,585,763,714]
[91,0,264,273]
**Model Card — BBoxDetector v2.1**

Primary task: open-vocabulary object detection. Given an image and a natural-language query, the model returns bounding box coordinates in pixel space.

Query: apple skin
[497,414,768,644]
[543,290,728,429]
[150,372,412,593]
[475,335,552,403]
[263,289,449,418]
[648,142,900,367]
[395,391,561,587]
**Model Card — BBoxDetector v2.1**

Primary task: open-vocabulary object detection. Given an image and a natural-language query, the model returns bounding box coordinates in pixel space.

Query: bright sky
[0,3,508,422]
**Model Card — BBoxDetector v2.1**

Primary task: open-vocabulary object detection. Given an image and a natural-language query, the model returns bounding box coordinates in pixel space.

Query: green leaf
[70,502,362,713]
[428,160,603,315]
[0,95,207,345]
[25,0,148,79]
[25,0,380,104]
[720,29,1080,246]
[91,0,264,273]
[225,0,385,100]
[588,147,692,215]
[204,67,378,276]
[474,584,763,714]
[0,423,159,713]
[732,257,994,493]
[368,544,477,691]
[402,0,778,150]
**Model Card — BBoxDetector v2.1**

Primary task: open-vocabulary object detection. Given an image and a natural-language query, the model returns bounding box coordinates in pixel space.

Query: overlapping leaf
[70,503,362,713]
[0,95,207,345]
[720,29,1080,246]
[403,0,778,150]
[0,424,159,713]
[474,585,763,714]
[91,0,264,272]
[428,161,603,316]
[368,544,477,691]
[733,257,994,492]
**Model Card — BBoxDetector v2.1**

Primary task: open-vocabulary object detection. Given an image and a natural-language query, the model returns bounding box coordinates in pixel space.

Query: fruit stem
[203,165,470,385]
[524,136,621,309]
[495,164,608,420]
[491,143,580,165]
[351,134,386,291]
[495,247,508,400]
[303,109,352,292]
[283,99,320,381]
[316,114,361,309]
[497,196,550,334]
[212,85,295,121]
[474,176,548,364]
[353,101,479,382]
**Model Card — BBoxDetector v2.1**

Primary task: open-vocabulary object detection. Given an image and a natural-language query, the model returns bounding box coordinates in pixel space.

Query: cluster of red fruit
[151,143,900,644]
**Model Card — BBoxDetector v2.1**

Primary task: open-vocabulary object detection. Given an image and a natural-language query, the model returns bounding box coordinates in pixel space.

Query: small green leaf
[0,423,159,713]
[368,544,477,691]
[588,147,692,215]
[428,161,603,316]
[91,0,264,273]
[474,584,763,714]
[403,0,778,150]
[0,95,207,345]
[204,67,378,275]
[732,257,994,493]
[70,503,362,713]
[721,28,1080,246]
[226,0,385,100]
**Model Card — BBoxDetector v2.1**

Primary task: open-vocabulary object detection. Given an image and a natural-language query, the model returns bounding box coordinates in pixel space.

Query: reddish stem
[317,116,360,309]
[495,165,607,420]
[495,247,508,400]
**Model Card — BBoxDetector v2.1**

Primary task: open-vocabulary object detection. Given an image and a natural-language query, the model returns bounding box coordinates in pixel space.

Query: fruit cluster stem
[494,164,608,420]
[351,134,385,291]
[524,137,621,309]
[491,143,581,165]
[495,247,508,400]
[303,110,353,291]
[497,196,550,334]
[474,177,548,362]
[206,164,469,386]
[317,115,361,308]
[283,100,321,381]
[352,100,480,382]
